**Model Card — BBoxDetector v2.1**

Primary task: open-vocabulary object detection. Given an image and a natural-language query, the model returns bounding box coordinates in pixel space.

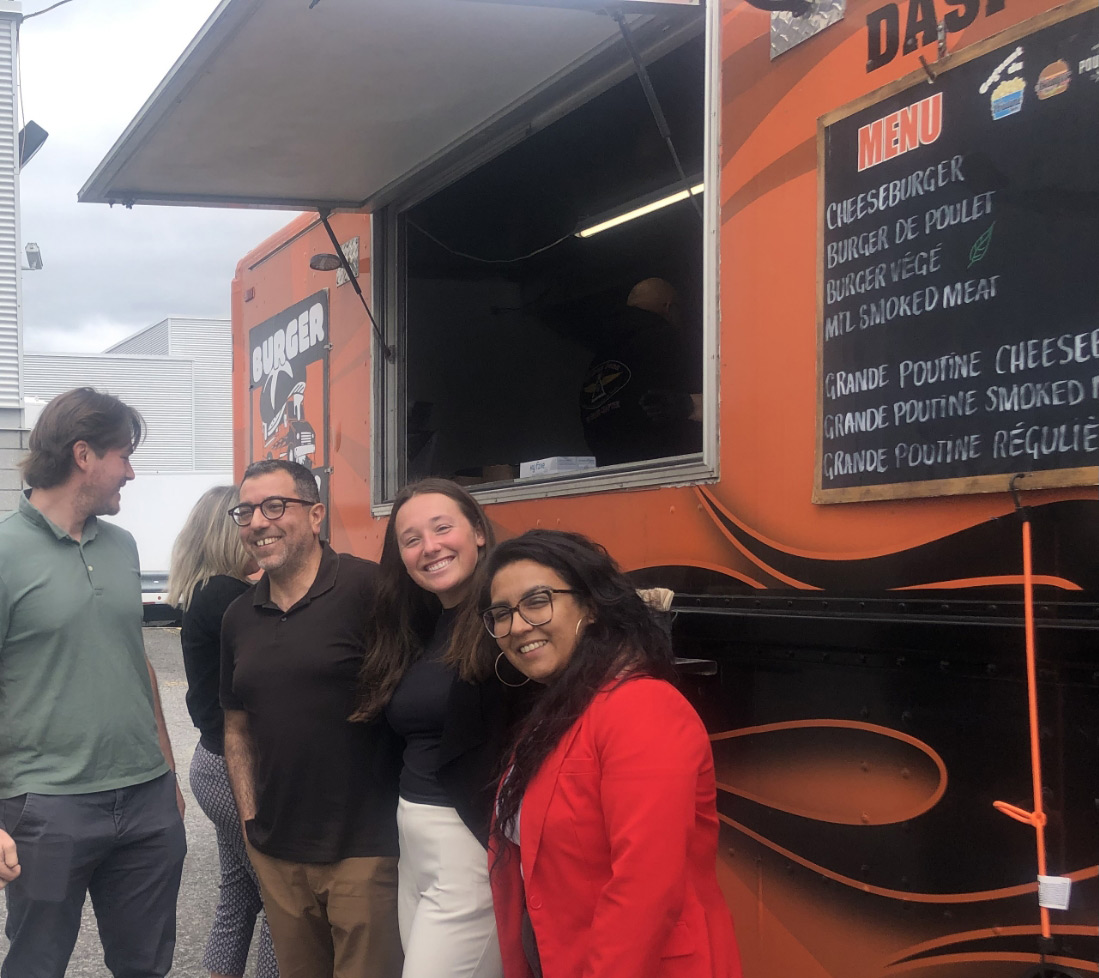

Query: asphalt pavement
[0,625,259,977]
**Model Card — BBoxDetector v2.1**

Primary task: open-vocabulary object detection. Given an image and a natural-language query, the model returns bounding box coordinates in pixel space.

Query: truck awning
[80,0,699,212]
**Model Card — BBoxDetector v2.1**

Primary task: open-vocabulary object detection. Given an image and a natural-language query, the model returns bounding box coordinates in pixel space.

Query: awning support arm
[610,8,702,221]
[318,210,395,363]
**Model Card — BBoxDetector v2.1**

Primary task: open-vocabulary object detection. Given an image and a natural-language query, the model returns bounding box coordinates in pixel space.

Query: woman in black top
[168,485,277,978]
[354,479,525,978]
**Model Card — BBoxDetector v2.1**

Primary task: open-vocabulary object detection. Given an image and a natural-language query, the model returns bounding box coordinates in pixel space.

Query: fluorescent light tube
[576,183,704,238]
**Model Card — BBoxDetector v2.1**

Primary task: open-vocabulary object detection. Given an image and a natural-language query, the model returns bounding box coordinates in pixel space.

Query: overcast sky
[17,0,292,352]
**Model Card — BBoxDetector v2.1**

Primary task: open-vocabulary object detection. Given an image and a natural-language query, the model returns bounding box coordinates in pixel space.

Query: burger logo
[1035,60,1071,99]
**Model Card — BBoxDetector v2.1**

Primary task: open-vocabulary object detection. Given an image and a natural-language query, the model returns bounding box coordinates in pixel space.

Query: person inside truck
[167,485,278,978]
[579,278,703,467]
[468,529,742,978]
[352,479,531,978]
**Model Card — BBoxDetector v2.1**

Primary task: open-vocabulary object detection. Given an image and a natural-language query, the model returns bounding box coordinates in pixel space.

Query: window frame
[370,2,720,513]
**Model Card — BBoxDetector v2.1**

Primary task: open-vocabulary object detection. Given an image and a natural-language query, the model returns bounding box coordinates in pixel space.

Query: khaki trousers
[247,840,402,978]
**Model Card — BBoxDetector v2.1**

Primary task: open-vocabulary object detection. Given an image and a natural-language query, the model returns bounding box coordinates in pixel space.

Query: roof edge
[78,0,258,206]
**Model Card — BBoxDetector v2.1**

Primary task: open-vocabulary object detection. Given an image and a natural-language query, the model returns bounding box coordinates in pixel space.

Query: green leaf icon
[969,222,995,268]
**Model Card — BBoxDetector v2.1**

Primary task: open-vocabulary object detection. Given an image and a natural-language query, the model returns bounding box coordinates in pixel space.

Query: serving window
[373,22,717,506]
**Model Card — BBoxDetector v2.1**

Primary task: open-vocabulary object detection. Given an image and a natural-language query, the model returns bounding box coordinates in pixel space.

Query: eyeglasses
[481,588,576,638]
[227,496,316,526]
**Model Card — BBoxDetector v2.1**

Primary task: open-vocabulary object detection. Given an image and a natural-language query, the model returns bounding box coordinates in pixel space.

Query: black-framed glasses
[481,588,576,639]
[227,496,316,526]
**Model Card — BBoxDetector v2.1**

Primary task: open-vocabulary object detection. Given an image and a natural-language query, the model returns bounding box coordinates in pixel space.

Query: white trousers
[397,797,504,978]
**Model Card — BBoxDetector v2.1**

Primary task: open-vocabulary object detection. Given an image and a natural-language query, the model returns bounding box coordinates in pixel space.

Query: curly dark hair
[466,529,676,848]
[351,479,495,721]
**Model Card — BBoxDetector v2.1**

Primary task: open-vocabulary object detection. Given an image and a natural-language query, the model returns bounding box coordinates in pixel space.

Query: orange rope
[992,515,1052,940]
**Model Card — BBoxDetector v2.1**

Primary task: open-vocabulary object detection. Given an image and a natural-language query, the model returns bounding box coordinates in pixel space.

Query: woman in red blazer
[462,529,741,978]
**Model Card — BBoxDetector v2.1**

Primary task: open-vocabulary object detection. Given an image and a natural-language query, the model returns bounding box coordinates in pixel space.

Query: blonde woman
[167,485,277,978]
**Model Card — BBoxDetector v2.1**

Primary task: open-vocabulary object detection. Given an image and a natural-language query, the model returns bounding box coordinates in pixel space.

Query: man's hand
[223,709,258,835]
[0,828,20,889]
[174,777,186,819]
[145,658,181,801]
[639,388,694,421]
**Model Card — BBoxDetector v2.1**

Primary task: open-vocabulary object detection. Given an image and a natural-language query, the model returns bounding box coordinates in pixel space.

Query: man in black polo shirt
[220,459,401,978]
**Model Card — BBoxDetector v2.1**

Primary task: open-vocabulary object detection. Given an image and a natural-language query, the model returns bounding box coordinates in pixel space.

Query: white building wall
[105,319,170,356]
[22,354,195,471]
[166,318,232,470]
[0,423,25,512]
[102,470,233,572]
[9,318,232,519]
[0,3,21,420]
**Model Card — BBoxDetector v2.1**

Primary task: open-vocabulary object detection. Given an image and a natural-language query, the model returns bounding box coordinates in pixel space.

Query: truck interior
[393,32,706,489]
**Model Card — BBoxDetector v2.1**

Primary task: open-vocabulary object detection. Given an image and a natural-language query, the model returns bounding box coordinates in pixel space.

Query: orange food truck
[83,0,1098,973]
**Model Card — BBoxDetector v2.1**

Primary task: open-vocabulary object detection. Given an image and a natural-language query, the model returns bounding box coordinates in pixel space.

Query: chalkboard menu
[816,0,1099,502]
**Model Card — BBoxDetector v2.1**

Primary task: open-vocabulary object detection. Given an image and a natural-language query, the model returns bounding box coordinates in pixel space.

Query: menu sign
[816,0,1099,502]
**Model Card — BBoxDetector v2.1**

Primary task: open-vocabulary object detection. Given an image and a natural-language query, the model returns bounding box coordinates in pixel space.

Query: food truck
[82,0,1099,973]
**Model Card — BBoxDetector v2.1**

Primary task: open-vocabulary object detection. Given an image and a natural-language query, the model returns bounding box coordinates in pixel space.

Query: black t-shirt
[579,306,702,466]
[386,606,459,804]
[220,545,400,863]
[386,606,459,806]
[181,575,251,755]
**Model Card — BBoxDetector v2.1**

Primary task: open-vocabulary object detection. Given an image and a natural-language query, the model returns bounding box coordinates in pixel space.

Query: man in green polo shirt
[0,387,187,978]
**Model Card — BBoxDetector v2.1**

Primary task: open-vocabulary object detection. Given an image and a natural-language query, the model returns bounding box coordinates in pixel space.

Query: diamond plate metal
[771,0,846,59]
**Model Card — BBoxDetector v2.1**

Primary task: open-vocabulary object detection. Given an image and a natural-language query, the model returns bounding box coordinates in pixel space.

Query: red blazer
[490,677,741,978]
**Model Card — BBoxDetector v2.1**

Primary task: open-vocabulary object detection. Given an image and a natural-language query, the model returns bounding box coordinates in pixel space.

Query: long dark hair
[351,479,495,721]
[472,530,676,846]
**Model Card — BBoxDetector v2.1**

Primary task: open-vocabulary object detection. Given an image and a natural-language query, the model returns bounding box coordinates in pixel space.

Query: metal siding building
[0,4,20,417]
[108,318,231,470]
[24,317,231,474]
[23,354,196,471]
[169,319,231,471]
[104,319,171,357]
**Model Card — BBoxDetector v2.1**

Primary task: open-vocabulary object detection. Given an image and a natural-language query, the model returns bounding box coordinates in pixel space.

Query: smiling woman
[486,562,586,684]
[395,491,486,609]
[352,478,528,978]
[466,529,742,978]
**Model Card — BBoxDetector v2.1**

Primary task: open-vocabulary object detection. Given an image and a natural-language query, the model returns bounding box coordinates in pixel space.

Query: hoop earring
[495,651,530,688]
[575,617,585,637]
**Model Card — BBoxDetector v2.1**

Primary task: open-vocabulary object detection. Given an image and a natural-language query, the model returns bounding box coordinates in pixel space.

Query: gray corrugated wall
[104,319,171,356]
[166,318,232,470]
[0,12,20,411]
[22,355,195,471]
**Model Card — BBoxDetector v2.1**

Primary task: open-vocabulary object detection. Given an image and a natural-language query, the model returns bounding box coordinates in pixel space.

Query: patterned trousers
[190,741,279,978]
